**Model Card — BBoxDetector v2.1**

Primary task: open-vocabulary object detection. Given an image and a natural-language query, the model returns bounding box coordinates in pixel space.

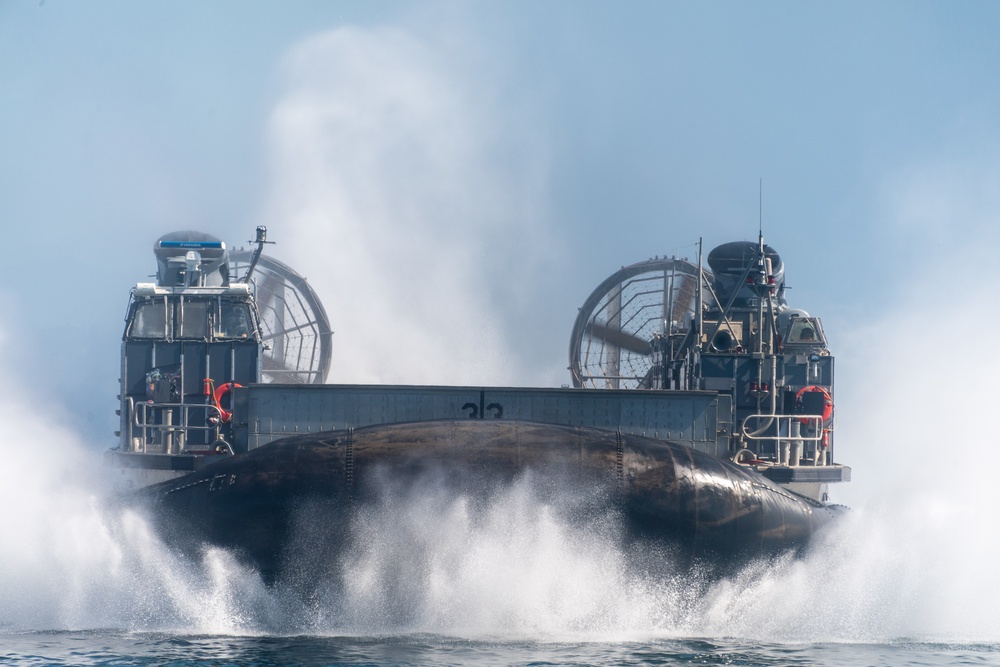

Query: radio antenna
[758,178,763,236]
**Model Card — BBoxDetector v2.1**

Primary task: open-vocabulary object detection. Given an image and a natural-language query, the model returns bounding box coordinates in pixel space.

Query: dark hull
[139,419,842,582]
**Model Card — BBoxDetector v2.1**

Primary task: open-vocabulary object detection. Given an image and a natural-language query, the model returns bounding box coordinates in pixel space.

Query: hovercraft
[108,229,850,579]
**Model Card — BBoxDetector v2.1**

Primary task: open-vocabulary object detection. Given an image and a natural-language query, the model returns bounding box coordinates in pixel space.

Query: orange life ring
[795,385,833,426]
[213,382,243,423]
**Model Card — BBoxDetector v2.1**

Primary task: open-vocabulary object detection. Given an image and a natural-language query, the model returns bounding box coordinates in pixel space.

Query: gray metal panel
[236,384,727,457]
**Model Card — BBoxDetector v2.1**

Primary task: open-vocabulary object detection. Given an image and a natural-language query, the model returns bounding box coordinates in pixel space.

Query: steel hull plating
[140,419,841,582]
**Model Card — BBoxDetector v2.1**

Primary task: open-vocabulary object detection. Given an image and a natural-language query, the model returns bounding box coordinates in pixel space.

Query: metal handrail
[740,413,832,466]
[742,414,826,440]
[129,401,223,454]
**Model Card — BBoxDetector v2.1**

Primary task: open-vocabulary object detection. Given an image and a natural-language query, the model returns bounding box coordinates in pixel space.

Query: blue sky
[2,1,1000,450]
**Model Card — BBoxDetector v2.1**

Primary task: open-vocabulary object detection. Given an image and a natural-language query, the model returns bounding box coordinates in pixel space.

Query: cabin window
[787,317,826,346]
[131,300,167,338]
[127,296,256,341]
[178,298,210,339]
[216,302,252,339]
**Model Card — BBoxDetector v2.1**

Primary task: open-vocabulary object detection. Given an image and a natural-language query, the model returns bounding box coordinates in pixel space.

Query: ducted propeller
[230,251,333,385]
[569,257,708,389]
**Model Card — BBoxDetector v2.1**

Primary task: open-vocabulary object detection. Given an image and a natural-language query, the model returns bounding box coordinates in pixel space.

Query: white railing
[739,413,832,466]
[127,400,224,454]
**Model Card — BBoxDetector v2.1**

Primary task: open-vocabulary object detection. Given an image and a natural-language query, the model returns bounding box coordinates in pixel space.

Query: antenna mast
[241,226,274,283]
[759,178,763,236]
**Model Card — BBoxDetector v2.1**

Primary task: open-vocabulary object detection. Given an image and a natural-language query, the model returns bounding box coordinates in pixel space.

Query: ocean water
[4,632,1000,666]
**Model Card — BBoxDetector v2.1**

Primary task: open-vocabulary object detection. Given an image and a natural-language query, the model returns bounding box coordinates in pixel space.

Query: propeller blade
[585,320,653,356]
[636,365,657,390]
[672,273,697,328]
